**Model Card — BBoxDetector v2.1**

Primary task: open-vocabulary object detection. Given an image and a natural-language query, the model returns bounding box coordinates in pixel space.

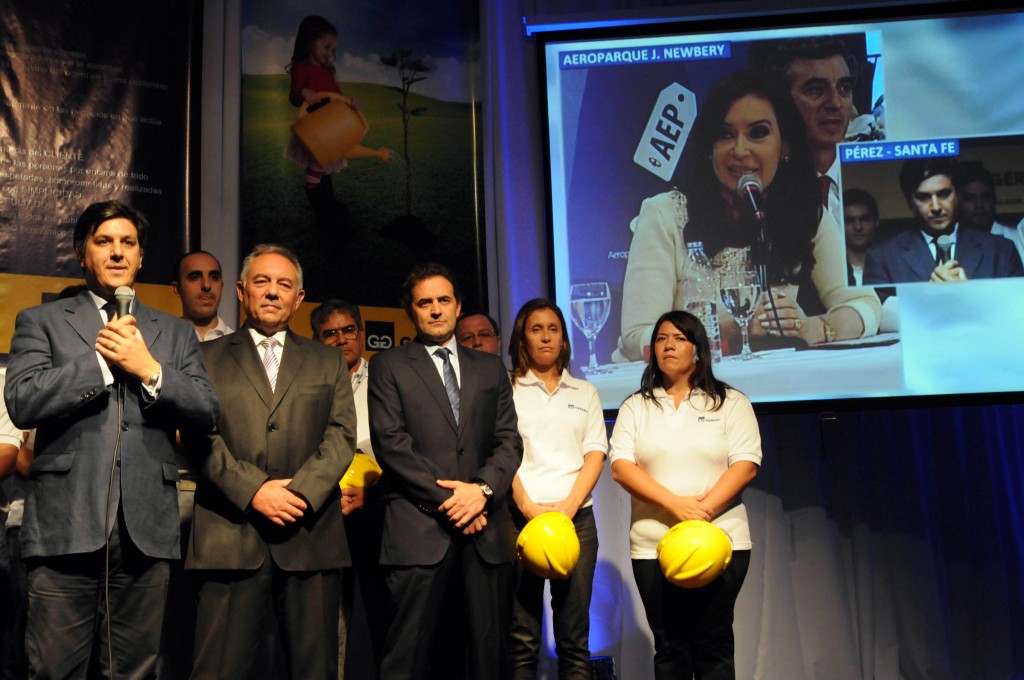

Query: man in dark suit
[187,244,355,680]
[864,158,1024,284]
[3,200,220,679]
[368,263,523,680]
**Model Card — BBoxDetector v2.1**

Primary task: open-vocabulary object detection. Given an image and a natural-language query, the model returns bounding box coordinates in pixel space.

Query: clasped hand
[95,314,159,381]
[252,479,307,526]
[668,493,713,523]
[437,479,487,535]
[752,290,810,341]
[341,486,364,516]
[930,260,967,283]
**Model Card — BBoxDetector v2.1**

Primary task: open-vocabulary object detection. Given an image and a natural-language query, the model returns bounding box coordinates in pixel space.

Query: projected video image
[544,10,1024,407]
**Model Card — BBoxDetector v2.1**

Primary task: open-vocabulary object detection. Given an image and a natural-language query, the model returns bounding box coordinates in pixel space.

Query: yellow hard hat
[657,520,733,589]
[339,452,382,490]
[515,512,580,580]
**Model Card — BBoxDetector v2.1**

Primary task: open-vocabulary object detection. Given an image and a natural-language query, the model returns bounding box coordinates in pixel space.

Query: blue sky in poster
[241,0,480,102]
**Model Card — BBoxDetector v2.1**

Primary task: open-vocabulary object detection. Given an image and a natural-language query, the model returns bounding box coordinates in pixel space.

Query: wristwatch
[147,366,161,388]
[477,481,494,504]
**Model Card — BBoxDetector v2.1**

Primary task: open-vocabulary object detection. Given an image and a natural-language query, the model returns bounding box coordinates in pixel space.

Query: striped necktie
[435,347,460,425]
[260,337,281,391]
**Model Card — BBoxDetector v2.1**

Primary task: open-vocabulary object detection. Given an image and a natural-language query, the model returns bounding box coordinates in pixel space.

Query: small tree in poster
[380,47,436,246]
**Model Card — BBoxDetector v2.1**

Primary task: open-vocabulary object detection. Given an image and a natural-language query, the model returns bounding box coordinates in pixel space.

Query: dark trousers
[339,503,388,674]
[190,558,340,680]
[24,512,170,680]
[380,541,512,680]
[509,507,598,680]
[632,550,750,680]
[3,526,28,680]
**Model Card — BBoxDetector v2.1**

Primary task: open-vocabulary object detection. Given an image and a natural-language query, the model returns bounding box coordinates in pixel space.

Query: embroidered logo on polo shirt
[697,416,721,422]
[568,404,588,413]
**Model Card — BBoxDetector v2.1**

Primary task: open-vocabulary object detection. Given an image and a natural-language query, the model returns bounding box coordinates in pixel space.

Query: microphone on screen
[936,234,953,264]
[736,173,766,223]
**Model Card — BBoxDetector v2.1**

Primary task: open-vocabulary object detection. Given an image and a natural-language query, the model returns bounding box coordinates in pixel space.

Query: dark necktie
[435,347,460,425]
[101,301,117,322]
[818,175,832,208]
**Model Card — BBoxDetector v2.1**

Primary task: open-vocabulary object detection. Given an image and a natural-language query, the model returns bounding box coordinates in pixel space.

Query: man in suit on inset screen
[368,262,522,679]
[3,200,220,679]
[863,158,1024,285]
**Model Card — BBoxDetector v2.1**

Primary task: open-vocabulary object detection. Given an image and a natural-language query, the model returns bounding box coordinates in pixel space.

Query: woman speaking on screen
[617,70,879,362]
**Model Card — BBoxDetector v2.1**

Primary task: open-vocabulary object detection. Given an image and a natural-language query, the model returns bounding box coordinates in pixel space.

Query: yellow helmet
[339,452,383,490]
[515,512,580,580]
[657,520,733,589]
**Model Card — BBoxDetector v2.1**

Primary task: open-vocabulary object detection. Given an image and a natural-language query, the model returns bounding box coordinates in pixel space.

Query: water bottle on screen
[683,241,722,363]
[569,282,612,373]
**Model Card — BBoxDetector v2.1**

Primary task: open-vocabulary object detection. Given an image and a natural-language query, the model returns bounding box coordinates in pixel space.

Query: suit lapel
[271,330,308,412]
[65,290,104,348]
[455,345,479,434]
[133,301,163,350]
[953,229,984,276]
[898,231,937,282]
[228,330,274,408]
[409,341,458,433]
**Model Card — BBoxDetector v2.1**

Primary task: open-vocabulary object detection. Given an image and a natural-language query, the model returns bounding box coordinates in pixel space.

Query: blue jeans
[509,507,598,680]
[633,550,751,680]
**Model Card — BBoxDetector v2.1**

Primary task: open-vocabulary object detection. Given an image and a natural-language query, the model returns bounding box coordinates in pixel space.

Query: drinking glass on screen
[719,270,761,361]
[569,282,612,373]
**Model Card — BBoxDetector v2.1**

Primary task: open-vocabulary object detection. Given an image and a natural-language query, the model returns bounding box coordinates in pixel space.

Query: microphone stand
[751,212,785,337]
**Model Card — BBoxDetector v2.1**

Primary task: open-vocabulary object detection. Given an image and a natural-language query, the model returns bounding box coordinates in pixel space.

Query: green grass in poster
[240,74,484,307]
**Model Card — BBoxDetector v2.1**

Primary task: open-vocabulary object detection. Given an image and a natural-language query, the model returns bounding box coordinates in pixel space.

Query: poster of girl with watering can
[240,0,485,308]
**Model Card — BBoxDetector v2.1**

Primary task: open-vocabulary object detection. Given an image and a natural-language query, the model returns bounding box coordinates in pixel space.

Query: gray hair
[239,244,304,291]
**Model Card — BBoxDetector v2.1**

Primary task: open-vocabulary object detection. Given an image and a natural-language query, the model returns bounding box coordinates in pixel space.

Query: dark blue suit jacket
[863,226,1024,285]
[368,340,522,566]
[4,290,219,559]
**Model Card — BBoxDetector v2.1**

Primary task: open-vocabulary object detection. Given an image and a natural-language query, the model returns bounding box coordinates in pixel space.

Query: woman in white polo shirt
[610,310,761,680]
[507,298,608,680]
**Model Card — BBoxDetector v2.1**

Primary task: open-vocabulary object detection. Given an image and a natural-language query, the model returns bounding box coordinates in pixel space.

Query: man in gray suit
[368,262,523,680]
[4,200,220,679]
[864,158,1024,284]
[187,244,356,680]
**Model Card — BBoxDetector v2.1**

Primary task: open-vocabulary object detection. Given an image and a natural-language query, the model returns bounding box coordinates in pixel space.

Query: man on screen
[863,158,1024,284]
[843,189,881,286]
[769,37,857,228]
[953,163,1024,265]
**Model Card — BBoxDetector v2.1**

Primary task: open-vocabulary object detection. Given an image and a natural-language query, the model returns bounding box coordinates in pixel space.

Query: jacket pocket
[29,451,75,476]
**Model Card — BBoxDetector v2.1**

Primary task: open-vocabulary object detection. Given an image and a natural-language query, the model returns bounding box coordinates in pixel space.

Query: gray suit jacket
[186,328,356,572]
[368,340,522,567]
[4,291,219,559]
[864,226,1024,284]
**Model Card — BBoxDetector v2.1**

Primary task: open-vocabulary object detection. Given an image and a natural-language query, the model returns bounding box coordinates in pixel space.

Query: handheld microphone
[936,234,953,264]
[114,286,135,318]
[736,173,766,222]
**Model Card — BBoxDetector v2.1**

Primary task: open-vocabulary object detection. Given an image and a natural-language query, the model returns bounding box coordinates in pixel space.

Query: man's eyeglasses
[458,330,495,344]
[319,325,360,341]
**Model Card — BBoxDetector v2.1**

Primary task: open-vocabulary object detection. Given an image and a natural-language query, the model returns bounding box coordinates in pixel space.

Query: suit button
[121,423,129,431]
[116,457,121,467]
[457,448,465,456]
[267,423,277,432]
